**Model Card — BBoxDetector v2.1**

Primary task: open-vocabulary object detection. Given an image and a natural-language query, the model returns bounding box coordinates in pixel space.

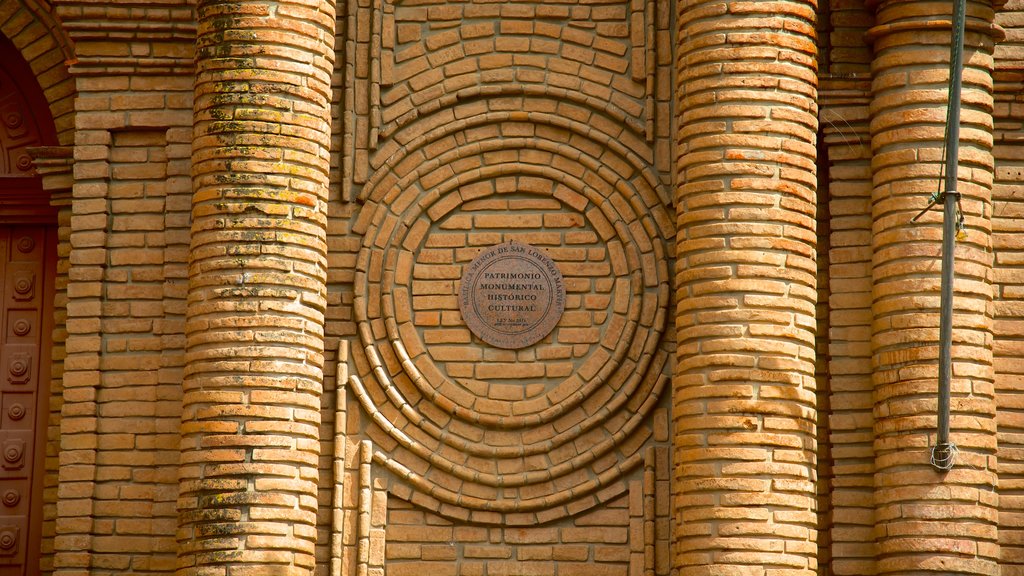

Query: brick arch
[0,34,56,174]
[0,0,74,146]
[381,82,647,149]
[378,2,648,153]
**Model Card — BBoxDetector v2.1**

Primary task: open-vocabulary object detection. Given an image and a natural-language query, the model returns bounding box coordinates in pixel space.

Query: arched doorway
[0,33,58,575]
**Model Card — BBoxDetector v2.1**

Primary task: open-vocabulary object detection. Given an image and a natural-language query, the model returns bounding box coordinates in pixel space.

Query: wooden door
[0,29,61,576]
[0,224,53,575]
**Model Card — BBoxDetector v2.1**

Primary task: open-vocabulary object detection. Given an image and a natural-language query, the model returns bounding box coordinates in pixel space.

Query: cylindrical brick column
[674,2,819,574]
[179,1,335,574]
[867,1,1000,574]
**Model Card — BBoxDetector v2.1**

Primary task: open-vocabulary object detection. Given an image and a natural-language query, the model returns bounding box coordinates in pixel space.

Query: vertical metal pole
[934,0,967,469]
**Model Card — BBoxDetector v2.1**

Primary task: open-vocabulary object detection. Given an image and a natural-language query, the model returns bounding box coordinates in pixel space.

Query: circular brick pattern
[352,101,671,523]
[416,200,616,405]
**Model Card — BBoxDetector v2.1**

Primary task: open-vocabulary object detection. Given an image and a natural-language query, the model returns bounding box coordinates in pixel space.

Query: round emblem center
[459,241,565,349]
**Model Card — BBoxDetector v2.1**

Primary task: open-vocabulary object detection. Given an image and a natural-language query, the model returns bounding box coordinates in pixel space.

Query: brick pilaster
[179,1,335,574]
[867,1,1000,574]
[674,1,820,574]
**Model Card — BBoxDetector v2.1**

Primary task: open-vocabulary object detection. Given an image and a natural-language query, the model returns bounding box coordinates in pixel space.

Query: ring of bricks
[351,104,673,523]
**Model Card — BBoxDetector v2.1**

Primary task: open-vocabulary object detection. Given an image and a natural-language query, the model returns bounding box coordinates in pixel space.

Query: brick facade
[0,0,1021,575]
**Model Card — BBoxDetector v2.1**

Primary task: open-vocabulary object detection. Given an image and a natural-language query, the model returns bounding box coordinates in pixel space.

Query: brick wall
[6,0,1024,575]
[57,109,191,573]
[325,0,675,574]
[36,1,193,573]
[818,0,1015,574]
[817,1,874,573]
[995,1,1024,571]
[385,493,638,576]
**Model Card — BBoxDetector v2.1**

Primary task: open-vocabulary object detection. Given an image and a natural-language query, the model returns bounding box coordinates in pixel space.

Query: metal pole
[933,0,967,471]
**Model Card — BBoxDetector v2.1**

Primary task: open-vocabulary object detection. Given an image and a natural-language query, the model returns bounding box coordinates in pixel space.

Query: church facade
[0,0,1022,574]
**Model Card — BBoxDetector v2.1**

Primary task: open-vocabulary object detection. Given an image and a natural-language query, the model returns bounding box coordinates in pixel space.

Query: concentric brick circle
[352,100,671,523]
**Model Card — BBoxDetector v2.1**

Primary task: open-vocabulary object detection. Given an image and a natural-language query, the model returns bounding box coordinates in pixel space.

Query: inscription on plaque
[459,241,565,349]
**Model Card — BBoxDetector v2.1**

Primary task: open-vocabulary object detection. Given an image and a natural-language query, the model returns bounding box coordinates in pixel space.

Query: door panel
[0,225,49,576]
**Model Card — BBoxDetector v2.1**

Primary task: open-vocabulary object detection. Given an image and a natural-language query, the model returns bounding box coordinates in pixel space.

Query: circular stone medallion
[459,241,565,349]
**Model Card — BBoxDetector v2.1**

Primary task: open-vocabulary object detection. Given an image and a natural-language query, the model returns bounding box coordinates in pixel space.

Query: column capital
[27,146,73,192]
[865,0,1004,44]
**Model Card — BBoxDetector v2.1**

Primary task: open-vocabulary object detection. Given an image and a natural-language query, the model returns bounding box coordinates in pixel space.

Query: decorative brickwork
[349,123,673,520]
[179,1,335,574]
[6,1,1024,575]
[674,1,820,574]
[330,0,675,574]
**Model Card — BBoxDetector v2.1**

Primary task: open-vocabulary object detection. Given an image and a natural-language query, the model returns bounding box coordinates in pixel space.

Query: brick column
[867,1,1000,574]
[674,2,819,574]
[179,1,335,574]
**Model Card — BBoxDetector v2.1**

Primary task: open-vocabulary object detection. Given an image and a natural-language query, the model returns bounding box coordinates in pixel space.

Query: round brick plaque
[459,241,565,349]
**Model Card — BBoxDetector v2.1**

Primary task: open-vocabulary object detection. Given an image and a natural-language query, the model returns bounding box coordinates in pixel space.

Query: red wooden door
[0,224,52,575]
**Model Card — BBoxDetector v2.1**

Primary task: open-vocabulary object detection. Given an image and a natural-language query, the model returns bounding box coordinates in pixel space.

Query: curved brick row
[381,4,649,146]
[674,1,820,574]
[867,1,1000,574]
[180,1,335,574]
[351,99,673,524]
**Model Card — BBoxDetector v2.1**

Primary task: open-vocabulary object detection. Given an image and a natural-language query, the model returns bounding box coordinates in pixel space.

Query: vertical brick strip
[180,1,335,574]
[867,2,1000,574]
[674,1,819,574]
